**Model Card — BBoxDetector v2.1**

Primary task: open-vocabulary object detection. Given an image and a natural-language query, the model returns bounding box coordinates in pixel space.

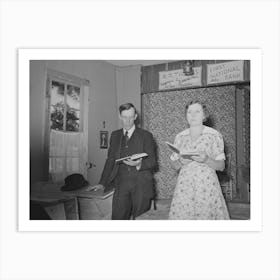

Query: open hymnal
[165,141,200,160]
[115,153,148,163]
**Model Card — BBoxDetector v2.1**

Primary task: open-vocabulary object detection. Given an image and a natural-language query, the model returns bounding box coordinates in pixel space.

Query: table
[30,182,114,220]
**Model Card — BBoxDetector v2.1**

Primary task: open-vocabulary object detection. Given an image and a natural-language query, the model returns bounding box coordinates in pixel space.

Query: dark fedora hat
[60,173,89,191]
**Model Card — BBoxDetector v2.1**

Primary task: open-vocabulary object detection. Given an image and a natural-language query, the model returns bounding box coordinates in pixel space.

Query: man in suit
[89,103,157,220]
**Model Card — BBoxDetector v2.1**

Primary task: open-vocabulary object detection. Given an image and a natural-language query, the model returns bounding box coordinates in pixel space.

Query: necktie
[124,130,129,147]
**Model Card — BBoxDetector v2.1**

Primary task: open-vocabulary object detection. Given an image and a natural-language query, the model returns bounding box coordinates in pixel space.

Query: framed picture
[19,48,262,232]
[5,1,280,280]
[100,131,108,149]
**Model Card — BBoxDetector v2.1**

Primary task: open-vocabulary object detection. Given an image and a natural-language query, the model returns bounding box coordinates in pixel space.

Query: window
[50,80,81,132]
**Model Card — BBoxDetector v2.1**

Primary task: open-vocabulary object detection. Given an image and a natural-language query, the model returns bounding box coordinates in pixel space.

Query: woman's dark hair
[185,100,210,123]
[119,103,136,114]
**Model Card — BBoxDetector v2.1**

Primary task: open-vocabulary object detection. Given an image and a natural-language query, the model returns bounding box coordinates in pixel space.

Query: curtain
[142,86,236,199]
[49,130,86,183]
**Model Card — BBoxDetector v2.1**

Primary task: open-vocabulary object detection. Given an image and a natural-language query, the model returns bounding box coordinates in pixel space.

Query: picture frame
[18,48,262,232]
[2,1,280,280]
[100,130,108,149]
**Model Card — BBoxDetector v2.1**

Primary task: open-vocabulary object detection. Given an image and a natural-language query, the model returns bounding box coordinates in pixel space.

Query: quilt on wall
[142,85,236,200]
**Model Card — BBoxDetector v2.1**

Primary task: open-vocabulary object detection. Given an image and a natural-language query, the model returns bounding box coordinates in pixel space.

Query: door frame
[43,69,90,181]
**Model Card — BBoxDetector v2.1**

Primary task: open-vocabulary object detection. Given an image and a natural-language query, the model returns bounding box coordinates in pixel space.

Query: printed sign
[207,60,244,85]
[159,66,202,90]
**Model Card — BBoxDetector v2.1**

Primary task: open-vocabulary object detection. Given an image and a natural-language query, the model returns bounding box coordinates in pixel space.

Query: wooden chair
[217,153,233,201]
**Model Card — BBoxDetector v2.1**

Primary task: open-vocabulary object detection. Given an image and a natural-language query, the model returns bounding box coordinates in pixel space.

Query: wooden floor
[227,201,250,220]
[137,199,171,220]
[39,198,250,220]
[137,199,250,220]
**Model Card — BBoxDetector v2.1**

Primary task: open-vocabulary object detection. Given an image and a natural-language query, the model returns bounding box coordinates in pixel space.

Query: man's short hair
[119,103,136,114]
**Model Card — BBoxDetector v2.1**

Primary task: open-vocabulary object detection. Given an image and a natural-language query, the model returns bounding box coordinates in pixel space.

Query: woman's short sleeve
[212,132,226,160]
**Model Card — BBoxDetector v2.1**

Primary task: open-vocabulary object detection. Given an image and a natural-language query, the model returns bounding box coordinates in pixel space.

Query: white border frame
[19,48,262,232]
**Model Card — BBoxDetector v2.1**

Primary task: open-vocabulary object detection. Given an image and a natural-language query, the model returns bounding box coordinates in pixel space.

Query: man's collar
[123,125,136,138]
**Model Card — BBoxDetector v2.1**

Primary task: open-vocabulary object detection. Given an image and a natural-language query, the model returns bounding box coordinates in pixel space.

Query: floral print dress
[168,126,230,220]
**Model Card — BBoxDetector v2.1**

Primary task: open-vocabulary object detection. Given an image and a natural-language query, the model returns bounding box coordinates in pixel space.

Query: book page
[165,141,180,154]
[115,153,148,163]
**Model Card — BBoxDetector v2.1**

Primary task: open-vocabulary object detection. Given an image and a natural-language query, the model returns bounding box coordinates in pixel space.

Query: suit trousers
[112,174,150,220]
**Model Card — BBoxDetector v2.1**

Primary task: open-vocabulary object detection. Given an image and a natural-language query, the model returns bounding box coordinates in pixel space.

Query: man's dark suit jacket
[99,127,157,216]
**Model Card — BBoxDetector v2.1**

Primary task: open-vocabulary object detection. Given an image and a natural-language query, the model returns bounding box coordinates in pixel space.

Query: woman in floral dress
[168,101,230,220]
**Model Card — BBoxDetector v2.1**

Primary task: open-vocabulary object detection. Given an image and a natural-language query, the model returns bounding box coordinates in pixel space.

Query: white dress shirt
[123,124,136,138]
[122,124,141,170]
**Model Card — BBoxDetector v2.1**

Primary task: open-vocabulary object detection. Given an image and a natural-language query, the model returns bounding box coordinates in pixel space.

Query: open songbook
[115,153,148,163]
[165,141,200,160]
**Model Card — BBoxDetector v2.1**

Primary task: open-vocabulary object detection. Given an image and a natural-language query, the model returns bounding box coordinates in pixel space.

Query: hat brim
[60,180,89,192]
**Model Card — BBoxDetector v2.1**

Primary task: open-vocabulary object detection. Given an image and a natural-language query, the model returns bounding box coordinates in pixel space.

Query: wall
[30,61,48,183]
[115,65,141,127]
[141,60,250,201]
[30,60,118,185]
[142,86,236,199]
[236,86,250,202]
